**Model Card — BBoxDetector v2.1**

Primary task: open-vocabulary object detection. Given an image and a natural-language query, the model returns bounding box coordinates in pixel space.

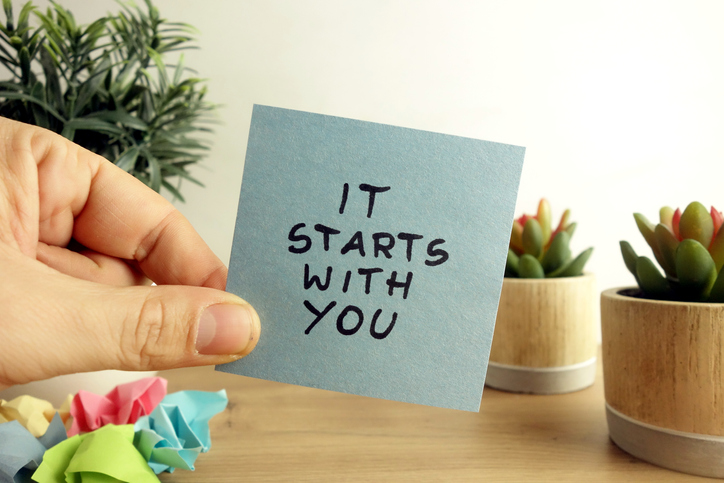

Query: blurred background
[10,0,724,302]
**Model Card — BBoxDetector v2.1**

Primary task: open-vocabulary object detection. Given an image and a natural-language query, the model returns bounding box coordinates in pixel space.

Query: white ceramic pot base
[606,404,724,478]
[485,357,596,394]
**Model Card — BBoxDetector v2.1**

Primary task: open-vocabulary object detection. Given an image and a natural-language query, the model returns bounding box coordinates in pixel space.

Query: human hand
[0,117,260,390]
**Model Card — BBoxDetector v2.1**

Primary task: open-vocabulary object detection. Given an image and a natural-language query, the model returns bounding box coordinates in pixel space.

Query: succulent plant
[621,201,724,302]
[506,199,593,278]
[0,0,215,201]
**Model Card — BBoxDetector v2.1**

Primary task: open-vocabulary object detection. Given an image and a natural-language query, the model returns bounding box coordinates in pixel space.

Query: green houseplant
[601,201,724,478]
[488,199,597,394]
[0,0,215,200]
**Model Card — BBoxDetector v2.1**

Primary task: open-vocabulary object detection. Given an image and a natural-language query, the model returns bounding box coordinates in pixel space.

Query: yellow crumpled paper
[0,394,72,437]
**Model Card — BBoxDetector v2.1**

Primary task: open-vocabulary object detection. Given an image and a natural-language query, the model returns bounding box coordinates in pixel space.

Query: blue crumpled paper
[0,413,66,483]
[133,390,227,474]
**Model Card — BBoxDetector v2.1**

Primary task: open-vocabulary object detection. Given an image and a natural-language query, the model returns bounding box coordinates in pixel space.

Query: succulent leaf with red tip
[506,199,593,279]
[621,201,724,302]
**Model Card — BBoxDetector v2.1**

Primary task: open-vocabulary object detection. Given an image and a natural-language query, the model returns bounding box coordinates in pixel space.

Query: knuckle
[120,292,183,370]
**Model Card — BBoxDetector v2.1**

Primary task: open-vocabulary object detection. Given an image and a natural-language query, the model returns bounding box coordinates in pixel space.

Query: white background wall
[17,0,724,296]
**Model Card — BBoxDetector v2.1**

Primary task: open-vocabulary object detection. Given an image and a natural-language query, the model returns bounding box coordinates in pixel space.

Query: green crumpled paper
[32,424,159,483]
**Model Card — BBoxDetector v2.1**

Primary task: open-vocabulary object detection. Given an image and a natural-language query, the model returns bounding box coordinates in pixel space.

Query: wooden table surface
[157,358,712,482]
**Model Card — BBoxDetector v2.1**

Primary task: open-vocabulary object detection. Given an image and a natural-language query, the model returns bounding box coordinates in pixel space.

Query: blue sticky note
[217,105,525,411]
[0,414,66,483]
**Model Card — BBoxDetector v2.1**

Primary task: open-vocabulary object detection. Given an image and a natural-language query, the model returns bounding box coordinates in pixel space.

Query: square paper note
[217,105,525,411]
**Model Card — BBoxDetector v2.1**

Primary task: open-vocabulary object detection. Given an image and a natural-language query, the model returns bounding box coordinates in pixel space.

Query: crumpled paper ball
[32,424,159,483]
[0,413,67,483]
[69,377,167,436]
[0,395,72,438]
[134,390,228,474]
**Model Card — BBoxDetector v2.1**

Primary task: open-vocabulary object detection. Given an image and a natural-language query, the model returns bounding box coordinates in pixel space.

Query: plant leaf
[654,223,678,278]
[540,230,571,273]
[0,81,24,91]
[707,266,724,303]
[659,206,675,230]
[38,46,63,115]
[522,218,543,258]
[633,212,672,275]
[549,247,593,278]
[636,256,671,299]
[146,46,168,92]
[710,225,724,273]
[60,124,75,141]
[564,221,576,239]
[161,178,185,203]
[518,254,545,279]
[620,241,639,280]
[144,151,162,192]
[537,198,552,247]
[505,248,519,277]
[64,117,125,135]
[172,52,185,86]
[29,81,49,128]
[73,54,111,117]
[114,145,140,172]
[17,2,34,32]
[675,238,717,301]
[634,212,658,253]
[679,201,714,247]
[509,220,523,253]
[3,0,13,31]
[157,161,203,186]
[85,109,148,131]
[0,90,66,121]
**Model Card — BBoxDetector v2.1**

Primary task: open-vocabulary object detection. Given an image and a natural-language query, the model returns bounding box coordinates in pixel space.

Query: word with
[303,264,413,298]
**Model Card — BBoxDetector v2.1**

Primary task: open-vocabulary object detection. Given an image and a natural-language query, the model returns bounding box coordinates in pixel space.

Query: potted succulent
[487,199,596,394]
[0,0,214,403]
[602,201,724,478]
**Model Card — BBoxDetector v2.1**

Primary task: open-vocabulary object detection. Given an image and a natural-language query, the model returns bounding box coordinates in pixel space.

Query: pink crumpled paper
[68,377,167,436]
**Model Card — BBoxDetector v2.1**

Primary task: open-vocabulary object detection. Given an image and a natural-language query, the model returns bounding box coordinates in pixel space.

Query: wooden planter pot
[486,274,597,394]
[601,288,724,478]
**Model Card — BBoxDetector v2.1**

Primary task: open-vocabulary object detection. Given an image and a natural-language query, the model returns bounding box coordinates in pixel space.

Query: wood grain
[601,288,724,435]
[490,274,597,367]
[156,353,711,482]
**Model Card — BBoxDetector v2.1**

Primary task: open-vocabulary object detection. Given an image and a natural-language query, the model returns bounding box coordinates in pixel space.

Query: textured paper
[32,424,159,483]
[0,396,71,438]
[0,414,66,483]
[134,390,228,474]
[69,377,167,436]
[218,105,525,411]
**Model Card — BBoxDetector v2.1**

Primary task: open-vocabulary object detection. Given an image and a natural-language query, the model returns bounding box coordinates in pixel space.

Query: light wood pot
[601,287,724,478]
[486,274,597,394]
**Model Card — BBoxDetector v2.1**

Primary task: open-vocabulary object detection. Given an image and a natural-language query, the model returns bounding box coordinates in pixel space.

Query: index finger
[32,123,227,289]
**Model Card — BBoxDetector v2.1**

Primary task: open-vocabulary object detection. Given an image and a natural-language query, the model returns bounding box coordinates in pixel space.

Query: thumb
[101,284,261,369]
[0,249,260,388]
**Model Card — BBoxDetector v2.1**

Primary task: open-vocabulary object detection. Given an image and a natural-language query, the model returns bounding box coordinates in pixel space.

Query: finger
[1,118,227,289]
[70,163,228,289]
[36,242,151,286]
[0,245,260,389]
